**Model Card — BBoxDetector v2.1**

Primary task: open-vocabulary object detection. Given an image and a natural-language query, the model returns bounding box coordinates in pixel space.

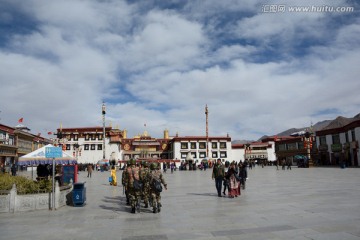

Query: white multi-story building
[232,139,276,163]
[171,135,232,162]
[316,118,360,166]
[57,126,123,164]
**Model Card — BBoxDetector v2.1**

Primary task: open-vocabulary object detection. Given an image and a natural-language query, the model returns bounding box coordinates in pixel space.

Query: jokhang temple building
[53,126,236,165]
[1,114,359,168]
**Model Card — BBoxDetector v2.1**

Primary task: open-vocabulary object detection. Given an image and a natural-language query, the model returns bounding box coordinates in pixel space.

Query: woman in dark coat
[225,162,241,198]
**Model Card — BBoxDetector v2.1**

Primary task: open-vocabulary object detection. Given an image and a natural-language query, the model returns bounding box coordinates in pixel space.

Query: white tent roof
[18,144,77,166]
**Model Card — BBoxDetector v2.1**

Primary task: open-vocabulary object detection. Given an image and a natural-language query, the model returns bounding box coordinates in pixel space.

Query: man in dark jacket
[212,158,225,197]
[11,164,17,176]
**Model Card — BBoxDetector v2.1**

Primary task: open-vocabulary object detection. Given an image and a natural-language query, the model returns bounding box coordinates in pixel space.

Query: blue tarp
[294,155,307,160]
[17,159,77,166]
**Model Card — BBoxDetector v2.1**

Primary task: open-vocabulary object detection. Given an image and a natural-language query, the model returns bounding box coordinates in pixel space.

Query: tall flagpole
[102,102,106,160]
[205,105,209,158]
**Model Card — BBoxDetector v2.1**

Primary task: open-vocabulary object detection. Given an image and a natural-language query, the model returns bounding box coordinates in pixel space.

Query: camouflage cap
[150,162,157,170]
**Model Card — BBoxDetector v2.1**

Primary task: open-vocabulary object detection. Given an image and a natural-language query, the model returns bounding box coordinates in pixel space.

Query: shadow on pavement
[187,192,219,197]
[99,195,127,212]
[99,196,160,214]
[99,204,128,212]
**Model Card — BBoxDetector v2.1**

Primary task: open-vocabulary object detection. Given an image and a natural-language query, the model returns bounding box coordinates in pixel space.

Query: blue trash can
[73,182,86,206]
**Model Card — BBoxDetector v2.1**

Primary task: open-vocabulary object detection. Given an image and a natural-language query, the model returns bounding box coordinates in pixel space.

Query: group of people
[0,163,17,176]
[121,159,167,214]
[106,158,250,213]
[162,162,177,173]
[212,158,248,198]
[275,159,292,170]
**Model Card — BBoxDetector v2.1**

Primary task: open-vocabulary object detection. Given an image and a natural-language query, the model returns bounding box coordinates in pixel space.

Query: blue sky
[0,0,359,141]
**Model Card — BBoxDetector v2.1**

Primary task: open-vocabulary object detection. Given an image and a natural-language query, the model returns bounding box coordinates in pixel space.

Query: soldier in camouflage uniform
[124,159,142,213]
[149,162,167,213]
[122,161,130,205]
[139,162,151,208]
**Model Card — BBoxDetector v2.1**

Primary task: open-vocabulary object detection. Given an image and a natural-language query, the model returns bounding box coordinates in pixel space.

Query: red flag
[48,132,53,135]
[18,118,23,123]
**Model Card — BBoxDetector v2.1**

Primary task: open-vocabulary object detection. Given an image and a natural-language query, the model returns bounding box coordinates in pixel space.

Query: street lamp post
[53,130,65,211]
[102,102,106,160]
[245,143,251,162]
[303,132,314,167]
[73,143,80,160]
[205,105,209,158]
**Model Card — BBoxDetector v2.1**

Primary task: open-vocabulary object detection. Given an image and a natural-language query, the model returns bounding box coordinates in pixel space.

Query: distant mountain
[275,113,360,137]
[322,116,352,130]
[322,114,360,130]
[276,128,304,137]
[258,135,268,141]
[312,120,332,131]
[273,120,332,138]
[232,140,253,144]
[234,113,360,143]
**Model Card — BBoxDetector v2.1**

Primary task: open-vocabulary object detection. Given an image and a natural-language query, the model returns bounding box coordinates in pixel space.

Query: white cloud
[0,0,359,141]
[121,10,206,73]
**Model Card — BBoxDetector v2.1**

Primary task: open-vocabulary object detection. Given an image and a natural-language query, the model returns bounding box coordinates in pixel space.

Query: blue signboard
[63,165,77,184]
[45,147,63,158]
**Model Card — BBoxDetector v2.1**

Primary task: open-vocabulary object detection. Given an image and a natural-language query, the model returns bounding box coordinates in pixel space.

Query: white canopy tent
[18,144,77,210]
[18,144,77,166]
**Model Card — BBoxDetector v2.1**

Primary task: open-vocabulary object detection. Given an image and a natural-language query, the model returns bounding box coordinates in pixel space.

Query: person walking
[212,158,225,197]
[140,162,151,208]
[0,163,4,174]
[243,160,248,179]
[149,162,167,213]
[226,162,241,198]
[287,160,292,170]
[122,161,131,205]
[223,161,230,196]
[162,162,167,173]
[110,166,117,186]
[87,164,93,178]
[282,159,286,170]
[124,159,142,213]
[248,160,253,170]
[239,161,247,190]
[170,162,175,173]
[11,164,17,176]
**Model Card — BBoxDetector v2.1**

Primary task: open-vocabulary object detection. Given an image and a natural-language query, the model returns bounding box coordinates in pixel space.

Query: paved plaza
[1,166,360,240]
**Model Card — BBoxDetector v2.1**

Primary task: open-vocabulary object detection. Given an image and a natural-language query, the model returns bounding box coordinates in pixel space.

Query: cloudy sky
[0,0,359,141]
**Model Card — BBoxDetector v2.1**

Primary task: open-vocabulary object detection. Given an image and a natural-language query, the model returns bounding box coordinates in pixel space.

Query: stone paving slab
[1,167,360,240]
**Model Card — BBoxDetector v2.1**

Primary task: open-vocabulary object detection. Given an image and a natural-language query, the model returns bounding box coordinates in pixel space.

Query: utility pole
[102,102,106,160]
[205,105,209,158]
